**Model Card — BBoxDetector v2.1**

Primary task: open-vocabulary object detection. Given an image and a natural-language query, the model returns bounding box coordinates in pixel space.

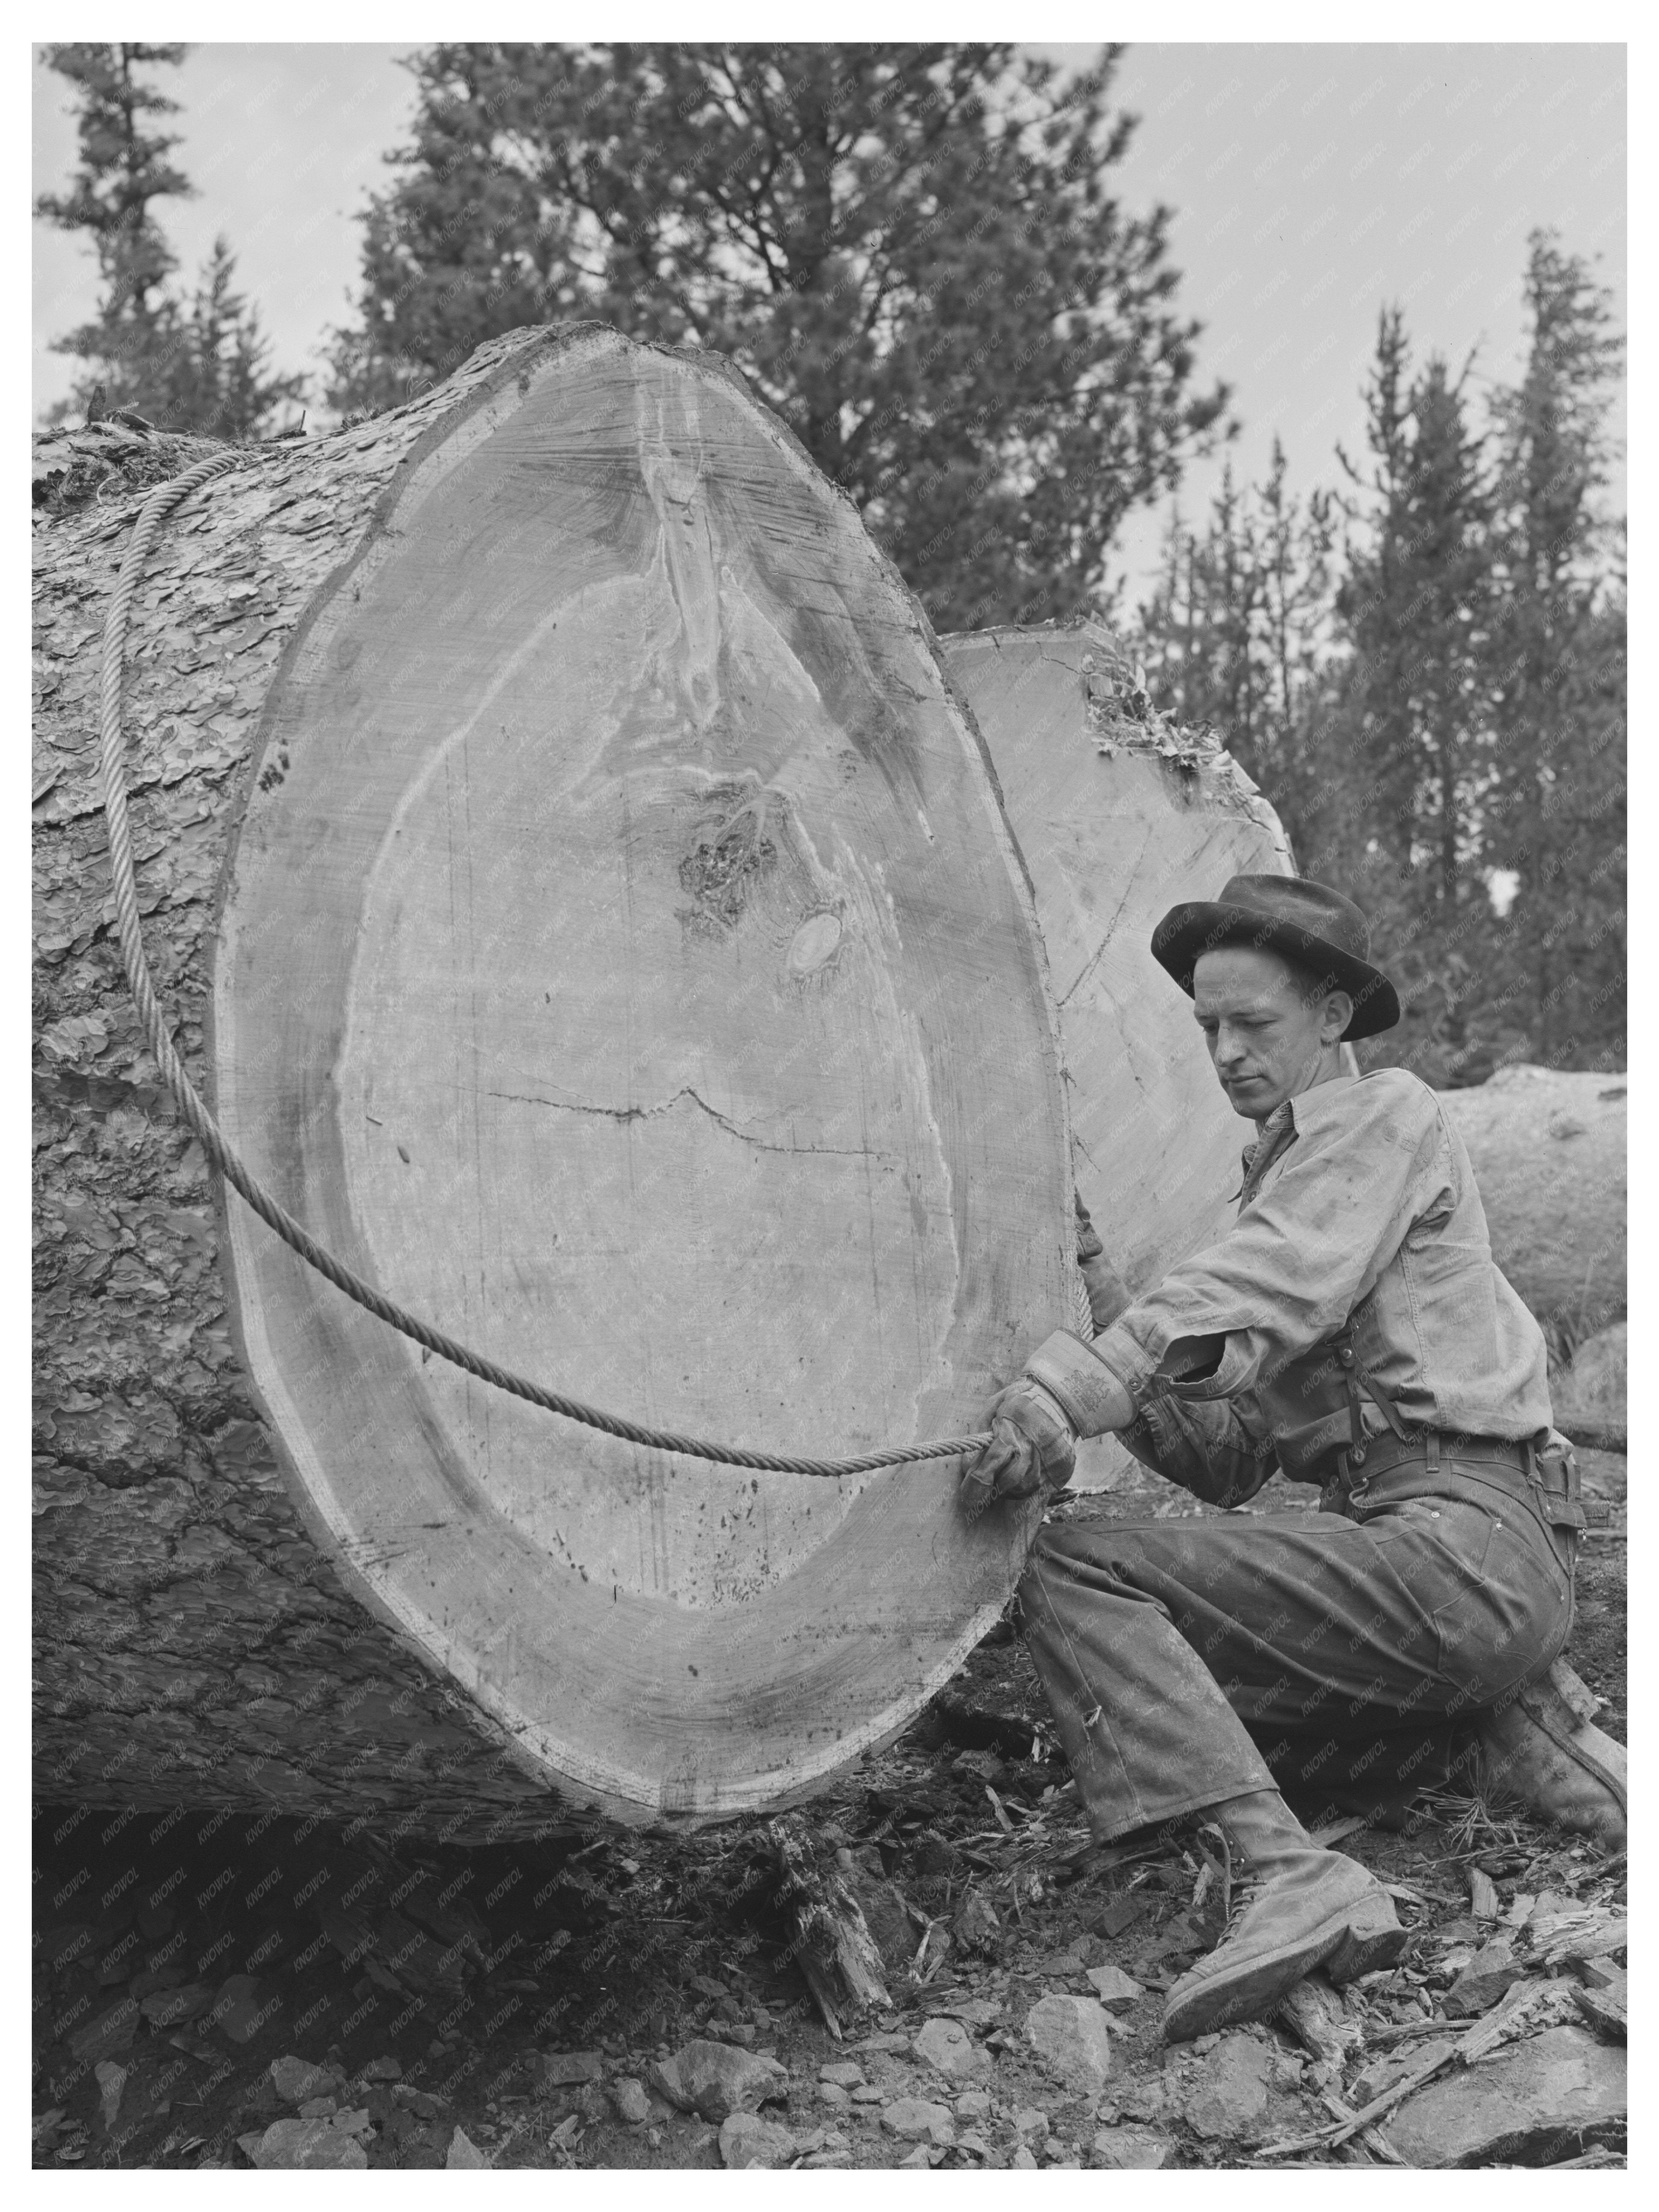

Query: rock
[1085,1963,1145,2008]
[1023,1994,1114,2096]
[128,1966,188,2000]
[914,2015,990,2084]
[1043,1938,1091,1975]
[817,2083,850,2113]
[38,1922,96,1973]
[573,2081,609,2125]
[1012,2145,1039,2169]
[1093,1895,1146,1939]
[652,2039,787,2123]
[1386,2024,1626,2166]
[1093,2124,1173,2168]
[953,1890,1001,1955]
[298,2096,338,2119]
[1011,2106,1050,2142]
[243,2118,369,2170]
[609,2077,651,2125]
[1182,2033,1272,2140]
[849,2084,885,2105]
[210,1974,272,2045]
[332,2109,373,2138]
[819,2061,864,2087]
[719,2113,799,2168]
[68,1998,138,2064]
[359,2053,402,2082]
[139,1981,212,2027]
[270,2056,334,2105]
[1443,1938,1525,2018]
[954,2090,992,2120]
[94,2060,126,2131]
[880,2098,955,2145]
[446,2125,490,2169]
[534,2048,605,2087]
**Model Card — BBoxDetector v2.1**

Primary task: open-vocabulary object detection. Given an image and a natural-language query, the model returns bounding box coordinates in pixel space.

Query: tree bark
[33,324,1072,1833]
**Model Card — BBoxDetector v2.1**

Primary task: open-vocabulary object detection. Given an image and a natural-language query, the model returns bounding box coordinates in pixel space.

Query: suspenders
[1327,1312,1411,1468]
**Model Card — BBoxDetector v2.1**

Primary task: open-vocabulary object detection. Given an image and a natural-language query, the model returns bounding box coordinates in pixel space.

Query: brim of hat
[1151,901,1401,1041]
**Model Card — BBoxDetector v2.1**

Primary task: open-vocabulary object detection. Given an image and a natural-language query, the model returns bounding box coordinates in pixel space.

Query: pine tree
[36,41,190,412]
[1483,232,1626,1072]
[1133,443,1343,873]
[1328,315,1506,1083]
[323,41,1230,629]
[36,43,303,435]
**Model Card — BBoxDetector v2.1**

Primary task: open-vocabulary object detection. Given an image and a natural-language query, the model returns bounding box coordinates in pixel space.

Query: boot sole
[1164,1905,1406,2043]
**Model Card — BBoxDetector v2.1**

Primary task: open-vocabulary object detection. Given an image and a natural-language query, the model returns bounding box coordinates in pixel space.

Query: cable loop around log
[99,452,993,1479]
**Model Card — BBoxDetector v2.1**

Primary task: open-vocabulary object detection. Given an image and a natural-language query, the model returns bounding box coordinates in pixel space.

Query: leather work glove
[960,1378,1076,1517]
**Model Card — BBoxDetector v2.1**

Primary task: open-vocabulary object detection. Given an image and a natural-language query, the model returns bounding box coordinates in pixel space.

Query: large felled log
[939,623,1295,1491]
[1435,1066,1626,1350]
[33,324,1072,1831]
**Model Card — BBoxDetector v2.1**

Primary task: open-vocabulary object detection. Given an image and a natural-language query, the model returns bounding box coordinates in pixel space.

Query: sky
[31,40,1627,603]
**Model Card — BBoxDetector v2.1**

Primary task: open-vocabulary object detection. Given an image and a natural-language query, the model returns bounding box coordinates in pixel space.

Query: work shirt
[1087,1067,1552,1506]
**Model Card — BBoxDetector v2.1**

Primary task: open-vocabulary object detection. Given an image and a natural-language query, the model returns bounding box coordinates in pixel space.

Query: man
[964,875,1626,2043]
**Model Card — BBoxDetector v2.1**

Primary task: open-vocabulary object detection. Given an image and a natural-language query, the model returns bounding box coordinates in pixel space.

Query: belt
[1321,1428,1585,1539]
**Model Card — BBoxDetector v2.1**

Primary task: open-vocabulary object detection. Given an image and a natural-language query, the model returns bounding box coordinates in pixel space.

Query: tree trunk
[33,323,1072,1834]
[937,623,1297,1494]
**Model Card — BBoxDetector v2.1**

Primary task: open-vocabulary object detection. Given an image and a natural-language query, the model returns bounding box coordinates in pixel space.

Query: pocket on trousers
[1369,1500,1567,1704]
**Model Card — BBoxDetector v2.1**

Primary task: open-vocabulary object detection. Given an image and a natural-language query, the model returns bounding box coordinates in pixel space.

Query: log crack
[482,1084,888,1161]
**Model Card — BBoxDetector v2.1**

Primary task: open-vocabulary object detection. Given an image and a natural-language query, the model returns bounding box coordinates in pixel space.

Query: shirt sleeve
[1088,1076,1452,1412]
[1121,1388,1280,1507]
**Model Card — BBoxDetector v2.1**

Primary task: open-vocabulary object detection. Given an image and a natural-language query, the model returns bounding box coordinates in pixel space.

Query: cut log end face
[213,328,1071,1822]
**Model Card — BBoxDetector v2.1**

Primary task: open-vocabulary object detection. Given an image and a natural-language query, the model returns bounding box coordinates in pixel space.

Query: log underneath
[34,325,1072,1830]
[1435,1067,1626,1348]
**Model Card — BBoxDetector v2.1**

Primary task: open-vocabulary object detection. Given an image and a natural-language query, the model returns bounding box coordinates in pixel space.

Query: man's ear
[1320,990,1354,1043]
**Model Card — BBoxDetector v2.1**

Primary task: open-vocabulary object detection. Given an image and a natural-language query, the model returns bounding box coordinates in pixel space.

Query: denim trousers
[1018,1461,1577,1840]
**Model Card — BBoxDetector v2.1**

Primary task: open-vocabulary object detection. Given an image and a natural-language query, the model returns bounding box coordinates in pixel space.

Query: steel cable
[98,453,994,1477]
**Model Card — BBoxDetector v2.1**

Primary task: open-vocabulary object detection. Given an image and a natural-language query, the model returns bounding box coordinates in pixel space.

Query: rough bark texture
[34,340,589,1839]
[33,324,1073,1832]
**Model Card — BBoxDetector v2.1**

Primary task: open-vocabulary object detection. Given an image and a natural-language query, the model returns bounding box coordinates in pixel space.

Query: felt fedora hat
[1151,874,1400,1041]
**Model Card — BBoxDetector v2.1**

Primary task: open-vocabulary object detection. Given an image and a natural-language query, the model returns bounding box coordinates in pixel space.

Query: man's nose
[1213,1025,1246,1065]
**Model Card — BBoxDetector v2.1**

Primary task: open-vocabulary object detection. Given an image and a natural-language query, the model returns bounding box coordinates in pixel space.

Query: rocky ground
[34,1454,1626,2172]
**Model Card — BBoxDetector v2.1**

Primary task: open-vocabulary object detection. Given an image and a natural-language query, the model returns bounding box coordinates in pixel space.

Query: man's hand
[960,1379,1076,1515]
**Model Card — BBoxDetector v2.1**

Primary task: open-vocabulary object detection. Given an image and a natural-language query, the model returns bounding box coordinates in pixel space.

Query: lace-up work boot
[1476,1659,1627,1852]
[1163,1788,1406,2043]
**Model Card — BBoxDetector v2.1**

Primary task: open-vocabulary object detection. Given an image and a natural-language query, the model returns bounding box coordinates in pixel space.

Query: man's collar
[1267,1069,1360,1138]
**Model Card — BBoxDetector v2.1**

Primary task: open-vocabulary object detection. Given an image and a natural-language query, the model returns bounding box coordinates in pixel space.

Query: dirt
[33,1461,1625,2172]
